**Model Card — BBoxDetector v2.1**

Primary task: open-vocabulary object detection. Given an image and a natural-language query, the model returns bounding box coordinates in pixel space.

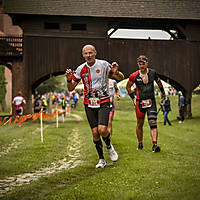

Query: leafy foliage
[35,75,67,95]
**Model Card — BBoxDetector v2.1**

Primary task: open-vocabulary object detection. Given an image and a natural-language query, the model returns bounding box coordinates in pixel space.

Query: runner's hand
[116,94,121,101]
[133,98,136,105]
[65,69,73,81]
[111,62,119,73]
[161,93,166,100]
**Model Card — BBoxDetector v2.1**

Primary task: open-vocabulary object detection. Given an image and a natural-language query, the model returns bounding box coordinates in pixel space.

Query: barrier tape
[0,107,71,127]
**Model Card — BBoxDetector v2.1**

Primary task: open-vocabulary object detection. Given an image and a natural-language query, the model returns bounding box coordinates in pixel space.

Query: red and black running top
[129,68,164,100]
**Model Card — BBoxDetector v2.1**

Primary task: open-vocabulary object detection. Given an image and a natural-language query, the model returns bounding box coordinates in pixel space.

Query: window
[44,22,60,30]
[108,29,175,40]
[71,24,87,31]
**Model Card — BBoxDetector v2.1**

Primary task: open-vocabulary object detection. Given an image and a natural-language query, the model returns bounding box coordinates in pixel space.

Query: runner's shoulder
[129,70,140,80]
[96,59,110,67]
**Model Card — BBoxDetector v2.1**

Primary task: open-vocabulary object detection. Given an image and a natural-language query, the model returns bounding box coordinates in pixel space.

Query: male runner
[65,44,124,168]
[108,78,120,135]
[12,91,26,116]
[126,55,165,152]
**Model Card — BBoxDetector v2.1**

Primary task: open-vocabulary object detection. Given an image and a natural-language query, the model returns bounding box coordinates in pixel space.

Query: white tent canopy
[117,78,129,88]
[117,79,171,88]
[75,84,84,90]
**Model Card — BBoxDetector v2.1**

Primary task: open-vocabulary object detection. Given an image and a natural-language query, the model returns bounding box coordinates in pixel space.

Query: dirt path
[0,120,83,196]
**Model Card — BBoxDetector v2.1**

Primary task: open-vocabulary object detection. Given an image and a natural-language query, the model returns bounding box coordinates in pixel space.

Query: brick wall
[0,4,3,32]
[0,4,22,35]
[0,3,22,111]
[5,67,12,110]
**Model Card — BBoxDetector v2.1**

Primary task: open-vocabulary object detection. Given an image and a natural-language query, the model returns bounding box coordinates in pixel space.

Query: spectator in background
[34,95,42,113]
[61,96,67,115]
[42,96,48,112]
[160,96,172,126]
[73,92,79,108]
[178,91,185,123]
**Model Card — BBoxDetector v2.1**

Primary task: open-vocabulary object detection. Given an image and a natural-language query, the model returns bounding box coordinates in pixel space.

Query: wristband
[129,92,135,99]
[67,79,72,83]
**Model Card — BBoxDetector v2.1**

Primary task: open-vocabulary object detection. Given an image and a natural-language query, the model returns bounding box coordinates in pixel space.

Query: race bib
[141,99,152,108]
[88,97,100,108]
[16,105,22,110]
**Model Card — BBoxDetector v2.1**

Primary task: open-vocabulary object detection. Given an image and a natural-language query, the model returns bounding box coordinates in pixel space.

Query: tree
[35,75,67,95]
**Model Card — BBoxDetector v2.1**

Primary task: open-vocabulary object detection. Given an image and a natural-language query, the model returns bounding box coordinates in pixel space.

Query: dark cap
[137,55,148,63]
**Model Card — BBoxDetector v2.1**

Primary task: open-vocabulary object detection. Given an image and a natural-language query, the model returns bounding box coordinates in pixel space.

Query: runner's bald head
[82,44,96,53]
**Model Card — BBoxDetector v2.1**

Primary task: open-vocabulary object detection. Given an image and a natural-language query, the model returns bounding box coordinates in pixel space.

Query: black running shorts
[84,102,110,129]
[135,98,157,120]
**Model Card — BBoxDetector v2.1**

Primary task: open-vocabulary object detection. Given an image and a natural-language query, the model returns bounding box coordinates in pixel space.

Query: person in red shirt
[126,55,165,152]
[12,91,26,116]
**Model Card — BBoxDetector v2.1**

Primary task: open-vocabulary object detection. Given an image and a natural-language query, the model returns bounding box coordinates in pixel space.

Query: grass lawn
[0,95,200,200]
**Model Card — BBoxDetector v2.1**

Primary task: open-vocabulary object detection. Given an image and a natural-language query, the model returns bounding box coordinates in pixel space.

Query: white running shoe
[108,145,118,162]
[96,159,106,168]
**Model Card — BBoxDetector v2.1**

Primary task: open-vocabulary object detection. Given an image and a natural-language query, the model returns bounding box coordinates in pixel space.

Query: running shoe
[152,144,161,152]
[108,145,118,162]
[96,159,106,168]
[137,143,143,150]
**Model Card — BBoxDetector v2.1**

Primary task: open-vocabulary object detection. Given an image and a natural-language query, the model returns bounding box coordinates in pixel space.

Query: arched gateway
[1,0,200,118]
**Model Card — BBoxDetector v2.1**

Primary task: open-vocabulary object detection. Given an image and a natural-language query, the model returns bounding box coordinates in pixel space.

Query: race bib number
[16,105,22,110]
[88,97,100,108]
[141,99,152,108]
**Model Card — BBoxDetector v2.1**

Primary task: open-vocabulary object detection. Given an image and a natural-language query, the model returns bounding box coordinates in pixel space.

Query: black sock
[102,133,111,149]
[94,140,104,159]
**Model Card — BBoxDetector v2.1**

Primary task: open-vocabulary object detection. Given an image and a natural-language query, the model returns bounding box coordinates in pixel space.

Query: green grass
[0,95,200,200]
